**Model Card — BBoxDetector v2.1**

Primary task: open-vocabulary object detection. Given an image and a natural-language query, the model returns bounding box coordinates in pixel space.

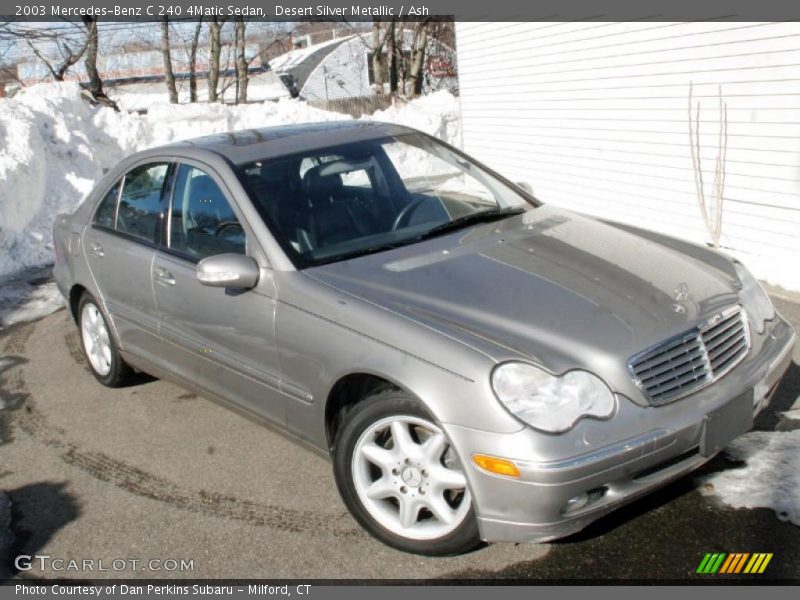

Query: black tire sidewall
[77,293,130,388]
[333,391,480,556]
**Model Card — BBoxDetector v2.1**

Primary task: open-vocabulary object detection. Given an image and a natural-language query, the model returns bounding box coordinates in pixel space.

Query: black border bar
[3,0,800,21]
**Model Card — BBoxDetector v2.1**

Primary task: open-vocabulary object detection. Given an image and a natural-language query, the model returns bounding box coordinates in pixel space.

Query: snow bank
[0,83,461,280]
[700,430,800,526]
[0,276,63,328]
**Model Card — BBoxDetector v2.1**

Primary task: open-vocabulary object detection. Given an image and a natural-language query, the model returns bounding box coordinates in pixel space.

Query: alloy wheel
[81,302,112,376]
[351,415,471,540]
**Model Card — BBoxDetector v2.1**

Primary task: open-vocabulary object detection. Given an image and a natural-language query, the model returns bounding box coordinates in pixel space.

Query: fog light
[562,487,607,515]
[564,492,589,513]
[472,454,521,478]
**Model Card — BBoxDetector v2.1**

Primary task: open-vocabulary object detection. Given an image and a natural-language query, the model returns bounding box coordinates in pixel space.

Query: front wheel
[333,391,480,555]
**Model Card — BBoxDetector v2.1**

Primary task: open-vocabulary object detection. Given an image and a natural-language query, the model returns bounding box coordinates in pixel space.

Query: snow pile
[372,91,462,147]
[0,82,461,280]
[700,430,800,526]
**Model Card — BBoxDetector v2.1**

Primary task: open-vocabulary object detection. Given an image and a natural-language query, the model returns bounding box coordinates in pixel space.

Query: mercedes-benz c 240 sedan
[54,122,795,555]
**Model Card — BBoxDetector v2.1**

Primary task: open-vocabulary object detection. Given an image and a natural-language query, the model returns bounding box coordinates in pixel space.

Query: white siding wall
[455,22,800,291]
[302,38,373,101]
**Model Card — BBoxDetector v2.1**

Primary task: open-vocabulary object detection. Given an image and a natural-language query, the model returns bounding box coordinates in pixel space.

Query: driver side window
[169,165,245,261]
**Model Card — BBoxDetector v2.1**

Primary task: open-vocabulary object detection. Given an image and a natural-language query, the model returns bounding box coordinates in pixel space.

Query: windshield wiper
[312,207,526,266]
[416,206,526,241]
[313,242,410,266]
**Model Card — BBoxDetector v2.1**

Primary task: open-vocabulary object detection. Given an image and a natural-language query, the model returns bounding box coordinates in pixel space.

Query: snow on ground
[0,277,63,329]
[700,429,800,526]
[0,82,461,289]
[108,71,290,113]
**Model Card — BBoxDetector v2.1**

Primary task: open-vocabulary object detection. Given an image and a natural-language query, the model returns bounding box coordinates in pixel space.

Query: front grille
[629,306,750,405]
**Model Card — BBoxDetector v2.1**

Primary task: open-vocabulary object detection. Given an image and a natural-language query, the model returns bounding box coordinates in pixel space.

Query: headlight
[491,362,615,433]
[734,262,774,334]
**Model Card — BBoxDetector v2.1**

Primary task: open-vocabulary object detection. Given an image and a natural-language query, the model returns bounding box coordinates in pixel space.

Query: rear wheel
[333,391,480,555]
[78,293,133,387]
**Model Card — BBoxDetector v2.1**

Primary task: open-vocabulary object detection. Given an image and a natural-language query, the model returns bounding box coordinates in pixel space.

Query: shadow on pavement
[7,482,81,576]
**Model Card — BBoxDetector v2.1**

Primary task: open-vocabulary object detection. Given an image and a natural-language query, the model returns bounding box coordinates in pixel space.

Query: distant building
[268,32,458,102]
[16,43,263,87]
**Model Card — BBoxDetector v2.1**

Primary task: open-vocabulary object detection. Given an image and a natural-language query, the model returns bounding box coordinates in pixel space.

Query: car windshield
[236,133,535,267]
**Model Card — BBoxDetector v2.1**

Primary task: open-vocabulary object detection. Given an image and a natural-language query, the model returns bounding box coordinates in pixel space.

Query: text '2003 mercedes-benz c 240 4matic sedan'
[53,122,795,555]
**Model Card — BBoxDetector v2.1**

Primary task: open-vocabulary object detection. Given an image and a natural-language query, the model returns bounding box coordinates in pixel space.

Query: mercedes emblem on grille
[672,282,690,313]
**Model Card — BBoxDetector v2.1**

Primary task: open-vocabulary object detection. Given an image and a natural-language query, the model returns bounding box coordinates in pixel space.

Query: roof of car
[154,120,417,165]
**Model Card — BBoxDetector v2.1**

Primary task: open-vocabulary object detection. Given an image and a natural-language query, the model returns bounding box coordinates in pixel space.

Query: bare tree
[688,82,728,248]
[370,19,388,95]
[407,20,431,97]
[159,17,179,103]
[188,18,203,102]
[81,16,118,111]
[234,17,248,104]
[386,19,398,94]
[207,17,225,102]
[0,22,89,83]
[26,33,88,81]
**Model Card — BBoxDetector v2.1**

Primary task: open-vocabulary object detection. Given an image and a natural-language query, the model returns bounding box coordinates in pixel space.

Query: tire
[333,391,481,555]
[77,292,133,387]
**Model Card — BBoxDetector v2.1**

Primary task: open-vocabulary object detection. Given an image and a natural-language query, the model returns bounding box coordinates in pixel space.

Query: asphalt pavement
[0,291,798,581]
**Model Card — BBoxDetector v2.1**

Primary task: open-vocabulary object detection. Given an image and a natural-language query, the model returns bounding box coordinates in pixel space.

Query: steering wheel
[215,221,244,237]
[391,197,427,231]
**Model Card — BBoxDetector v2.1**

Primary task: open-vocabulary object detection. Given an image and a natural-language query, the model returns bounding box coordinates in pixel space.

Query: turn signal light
[472,454,521,478]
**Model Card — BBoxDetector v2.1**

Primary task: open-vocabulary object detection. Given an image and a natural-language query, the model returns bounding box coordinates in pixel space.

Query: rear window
[115,163,169,244]
[94,180,121,229]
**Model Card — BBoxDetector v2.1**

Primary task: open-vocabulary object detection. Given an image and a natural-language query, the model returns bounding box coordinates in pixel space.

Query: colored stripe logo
[697,553,773,574]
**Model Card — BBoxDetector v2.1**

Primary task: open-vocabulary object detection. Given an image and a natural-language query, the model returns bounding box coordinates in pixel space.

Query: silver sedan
[53,122,796,555]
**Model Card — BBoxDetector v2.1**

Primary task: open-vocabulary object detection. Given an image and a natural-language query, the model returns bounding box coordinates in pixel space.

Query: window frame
[162,160,251,265]
[91,159,174,250]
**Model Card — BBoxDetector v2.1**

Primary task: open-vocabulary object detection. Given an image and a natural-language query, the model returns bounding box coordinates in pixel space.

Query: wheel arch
[68,283,89,322]
[324,370,423,451]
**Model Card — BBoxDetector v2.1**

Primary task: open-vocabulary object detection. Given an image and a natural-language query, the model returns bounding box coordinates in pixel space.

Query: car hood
[307,206,740,393]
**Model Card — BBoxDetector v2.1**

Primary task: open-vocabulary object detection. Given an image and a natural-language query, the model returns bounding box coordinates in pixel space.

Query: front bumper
[444,314,796,544]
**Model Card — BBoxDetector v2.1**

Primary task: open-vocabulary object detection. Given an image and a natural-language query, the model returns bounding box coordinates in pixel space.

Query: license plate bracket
[700,390,754,457]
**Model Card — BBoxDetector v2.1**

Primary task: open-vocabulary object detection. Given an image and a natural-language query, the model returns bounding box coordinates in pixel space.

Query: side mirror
[516,181,534,195]
[196,254,260,289]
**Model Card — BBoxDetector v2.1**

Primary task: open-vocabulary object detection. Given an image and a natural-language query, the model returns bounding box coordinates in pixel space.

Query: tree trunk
[160,17,179,104]
[408,22,429,98]
[208,18,222,102]
[188,18,202,102]
[371,19,386,95]
[234,17,248,104]
[81,16,118,111]
[397,22,410,94]
[387,20,398,94]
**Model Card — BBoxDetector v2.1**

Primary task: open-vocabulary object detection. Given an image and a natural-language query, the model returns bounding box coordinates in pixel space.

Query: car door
[83,161,171,363]
[151,161,286,426]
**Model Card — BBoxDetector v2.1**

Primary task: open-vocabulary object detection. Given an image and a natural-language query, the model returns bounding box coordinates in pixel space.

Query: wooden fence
[307,95,407,117]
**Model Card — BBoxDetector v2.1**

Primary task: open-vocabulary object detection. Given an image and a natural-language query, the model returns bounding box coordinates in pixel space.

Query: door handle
[88,242,104,257]
[153,268,176,286]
